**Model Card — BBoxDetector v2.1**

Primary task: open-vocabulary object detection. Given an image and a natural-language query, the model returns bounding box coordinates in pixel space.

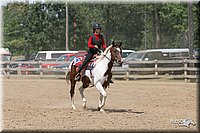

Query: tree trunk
[25,43,30,60]
[105,5,110,46]
[73,16,77,49]
[66,4,69,51]
[188,3,194,59]
[152,4,161,49]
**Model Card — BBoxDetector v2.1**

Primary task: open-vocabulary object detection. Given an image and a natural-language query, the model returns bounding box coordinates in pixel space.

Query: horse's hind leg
[79,85,87,108]
[79,76,90,108]
[70,82,76,109]
[70,67,77,109]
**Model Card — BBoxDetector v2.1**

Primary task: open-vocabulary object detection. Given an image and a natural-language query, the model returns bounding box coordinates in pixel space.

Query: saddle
[72,55,99,81]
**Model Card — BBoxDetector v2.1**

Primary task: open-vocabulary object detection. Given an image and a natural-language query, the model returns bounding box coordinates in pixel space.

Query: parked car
[125,50,164,62]
[0,48,12,61]
[35,50,79,61]
[122,50,135,60]
[51,52,87,75]
[56,51,87,62]
[41,53,75,68]
[122,50,164,75]
[149,48,190,60]
[52,62,71,75]
[194,48,200,60]
[9,61,39,75]
[123,49,189,75]
[41,51,87,68]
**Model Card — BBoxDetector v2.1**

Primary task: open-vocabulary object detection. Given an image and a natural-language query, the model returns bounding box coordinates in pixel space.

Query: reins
[103,54,113,62]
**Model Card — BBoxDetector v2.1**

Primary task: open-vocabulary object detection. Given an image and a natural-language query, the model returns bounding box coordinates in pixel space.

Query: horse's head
[110,41,123,65]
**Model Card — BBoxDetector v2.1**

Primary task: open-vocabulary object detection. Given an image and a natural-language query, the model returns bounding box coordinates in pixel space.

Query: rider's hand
[94,45,98,48]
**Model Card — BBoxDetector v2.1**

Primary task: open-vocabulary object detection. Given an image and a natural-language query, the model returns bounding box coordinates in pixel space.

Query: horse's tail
[65,68,70,84]
[65,60,74,84]
[65,61,73,84]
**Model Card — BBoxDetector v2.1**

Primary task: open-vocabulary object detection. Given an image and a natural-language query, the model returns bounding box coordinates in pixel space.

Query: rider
[74,23,107,81]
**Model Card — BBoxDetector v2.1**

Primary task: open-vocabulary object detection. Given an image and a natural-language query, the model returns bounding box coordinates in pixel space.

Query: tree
[3,2,67,59]
[2,2,198,57]
[3,3,27,55]
[152,4,161,49]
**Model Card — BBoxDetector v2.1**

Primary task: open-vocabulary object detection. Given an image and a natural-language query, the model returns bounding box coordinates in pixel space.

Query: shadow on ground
[85,108,144,114]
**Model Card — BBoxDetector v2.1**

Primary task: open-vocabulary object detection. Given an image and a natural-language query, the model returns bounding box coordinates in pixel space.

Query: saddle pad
[72,57,84,67]
[72,56,97,70]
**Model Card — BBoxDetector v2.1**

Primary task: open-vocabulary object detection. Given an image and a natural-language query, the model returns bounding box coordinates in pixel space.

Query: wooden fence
[113,59,199,82]
[0,59,199,82]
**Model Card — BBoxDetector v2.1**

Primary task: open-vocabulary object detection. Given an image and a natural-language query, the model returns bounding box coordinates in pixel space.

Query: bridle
[103,46,121,63]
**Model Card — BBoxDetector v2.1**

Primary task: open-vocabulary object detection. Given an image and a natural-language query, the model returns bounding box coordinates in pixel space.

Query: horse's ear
[112,41,115,46]
[119,42,122,46]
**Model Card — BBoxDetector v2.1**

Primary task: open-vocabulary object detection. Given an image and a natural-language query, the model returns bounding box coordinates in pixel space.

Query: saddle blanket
[72,56,97,70]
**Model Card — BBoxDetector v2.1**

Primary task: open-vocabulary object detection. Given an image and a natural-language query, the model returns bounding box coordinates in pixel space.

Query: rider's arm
[88,36,96,48]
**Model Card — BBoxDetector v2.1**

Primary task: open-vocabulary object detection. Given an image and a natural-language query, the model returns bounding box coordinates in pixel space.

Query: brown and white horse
[66,41,122,111]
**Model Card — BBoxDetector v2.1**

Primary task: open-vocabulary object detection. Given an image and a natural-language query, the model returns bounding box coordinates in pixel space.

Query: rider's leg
[74,52,93,80]
[78,53,93,73]
[75,48,99,81]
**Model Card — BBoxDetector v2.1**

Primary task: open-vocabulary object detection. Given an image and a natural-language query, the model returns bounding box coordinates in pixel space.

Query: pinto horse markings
[66,41,123,111]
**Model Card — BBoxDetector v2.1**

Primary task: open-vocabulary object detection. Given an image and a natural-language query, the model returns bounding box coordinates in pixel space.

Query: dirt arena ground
[2,77,198,132]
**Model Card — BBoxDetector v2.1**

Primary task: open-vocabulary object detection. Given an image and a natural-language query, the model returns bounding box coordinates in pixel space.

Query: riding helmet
[93,23,102,30]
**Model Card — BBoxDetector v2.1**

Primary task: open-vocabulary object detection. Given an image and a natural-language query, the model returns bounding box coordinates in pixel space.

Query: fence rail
[1,59,199,81]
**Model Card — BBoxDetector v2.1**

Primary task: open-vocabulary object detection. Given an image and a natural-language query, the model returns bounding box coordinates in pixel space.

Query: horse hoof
[71,105,76,109]
[82,102,86,108]
[97,106,101,111]
[100,108,105,112]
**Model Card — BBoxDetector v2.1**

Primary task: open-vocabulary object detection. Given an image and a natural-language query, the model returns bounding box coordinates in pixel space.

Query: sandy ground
[2,77,198,131]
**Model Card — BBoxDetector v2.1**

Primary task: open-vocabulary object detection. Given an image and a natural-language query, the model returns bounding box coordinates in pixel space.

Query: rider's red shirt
[88,34,107,49]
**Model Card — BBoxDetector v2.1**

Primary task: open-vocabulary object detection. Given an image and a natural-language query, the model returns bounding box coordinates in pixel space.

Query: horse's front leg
[98,93,104,111]
[98,85,108,111]
[79,85,87,108]
[95,82,107,112]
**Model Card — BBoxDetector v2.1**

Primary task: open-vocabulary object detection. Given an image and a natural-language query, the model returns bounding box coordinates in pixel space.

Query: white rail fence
[1,59,199,81]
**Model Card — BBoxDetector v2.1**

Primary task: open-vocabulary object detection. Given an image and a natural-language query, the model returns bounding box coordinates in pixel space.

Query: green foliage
[2,2,198,57]
[3,2,66,57]
[159,3,188,48]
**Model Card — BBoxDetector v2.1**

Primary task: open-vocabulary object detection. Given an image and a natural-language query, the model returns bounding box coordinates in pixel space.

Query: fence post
[25,65,28,75]
[6,62,10,78]
[183,59,188,82]
[39,62,43,76]
[126,68,129,81]
[154,60,158,78]
[126,65,129,81]
[17,66,21,75]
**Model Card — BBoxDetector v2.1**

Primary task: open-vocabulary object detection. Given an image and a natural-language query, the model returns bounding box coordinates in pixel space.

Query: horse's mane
[95,45,113,65]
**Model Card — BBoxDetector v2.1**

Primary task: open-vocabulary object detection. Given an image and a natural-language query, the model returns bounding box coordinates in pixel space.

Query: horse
[66,41,123,111]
